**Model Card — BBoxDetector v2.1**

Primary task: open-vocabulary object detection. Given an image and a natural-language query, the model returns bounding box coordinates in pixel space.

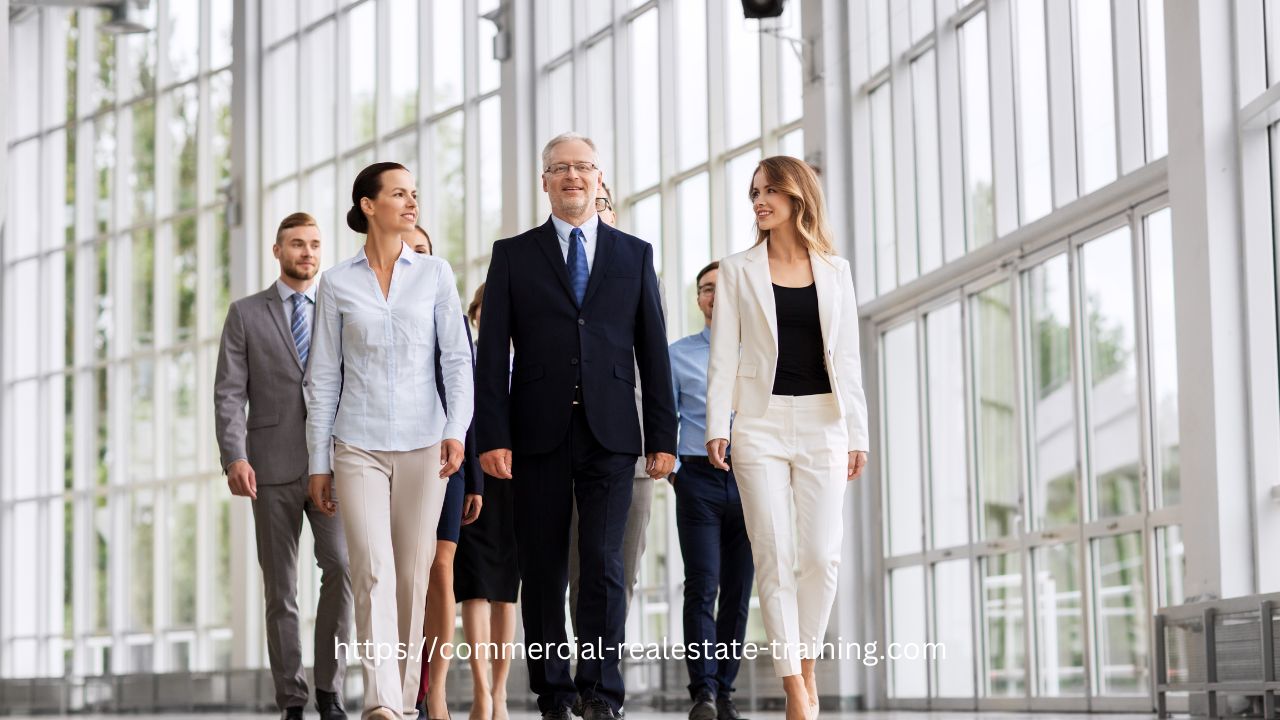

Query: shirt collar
[699,326,711,344]
[550,212,600,243]
[275,278,318,304]
[355,241,419,267]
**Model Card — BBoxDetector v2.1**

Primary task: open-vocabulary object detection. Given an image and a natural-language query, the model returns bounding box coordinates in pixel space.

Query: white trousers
[334,441,447,719]
[730,393,848,677]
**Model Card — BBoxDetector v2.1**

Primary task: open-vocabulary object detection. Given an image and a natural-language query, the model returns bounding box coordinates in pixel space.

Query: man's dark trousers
[514,403,635,714]
[674,460,753,699]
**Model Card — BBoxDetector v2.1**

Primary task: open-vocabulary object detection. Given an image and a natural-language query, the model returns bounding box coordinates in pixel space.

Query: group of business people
[214,131,868,720]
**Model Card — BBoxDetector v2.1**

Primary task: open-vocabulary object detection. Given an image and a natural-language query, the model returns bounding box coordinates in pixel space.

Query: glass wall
[3,1,234,676]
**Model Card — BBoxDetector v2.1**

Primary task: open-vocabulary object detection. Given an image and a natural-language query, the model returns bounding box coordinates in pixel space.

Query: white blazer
[705,242,869,452]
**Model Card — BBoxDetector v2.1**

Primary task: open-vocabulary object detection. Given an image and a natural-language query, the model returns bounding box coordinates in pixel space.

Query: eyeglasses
[697,284,716,297]
[594,198,613,212]
[544,162,598,176]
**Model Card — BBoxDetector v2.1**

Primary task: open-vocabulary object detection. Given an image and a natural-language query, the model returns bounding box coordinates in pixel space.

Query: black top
[772,283,832,396]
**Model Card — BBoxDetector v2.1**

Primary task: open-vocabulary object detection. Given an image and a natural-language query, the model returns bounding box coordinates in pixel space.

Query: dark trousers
[513,405,636,714]
[251,476,353,710]
[674,461,754,699]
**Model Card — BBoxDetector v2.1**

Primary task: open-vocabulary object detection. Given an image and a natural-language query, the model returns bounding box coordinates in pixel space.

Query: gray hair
[541,132,599,170]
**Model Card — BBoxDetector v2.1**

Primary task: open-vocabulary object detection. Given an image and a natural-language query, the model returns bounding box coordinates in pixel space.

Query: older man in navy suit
[475,132,677,720]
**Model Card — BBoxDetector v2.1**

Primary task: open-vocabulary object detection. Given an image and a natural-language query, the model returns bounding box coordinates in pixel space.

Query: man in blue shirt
[669,261,753,720]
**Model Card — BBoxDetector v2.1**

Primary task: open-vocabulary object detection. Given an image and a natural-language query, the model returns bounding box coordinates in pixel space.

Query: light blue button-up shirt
[275,278,317,328]
[670,326,712,457]
[550,212,600,272]
[305,242,473,475]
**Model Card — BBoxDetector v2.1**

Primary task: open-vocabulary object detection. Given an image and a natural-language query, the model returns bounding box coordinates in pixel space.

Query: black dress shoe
[580,696,620,720]
[717,696,746,720]
[689,690,717,720]
[282,707,305,720]
[414,698,427,719]
[316,689,346,720]
[543,704,573,720]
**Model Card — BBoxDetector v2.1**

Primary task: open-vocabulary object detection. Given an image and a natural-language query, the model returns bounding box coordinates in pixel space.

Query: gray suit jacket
[214,284,313,485]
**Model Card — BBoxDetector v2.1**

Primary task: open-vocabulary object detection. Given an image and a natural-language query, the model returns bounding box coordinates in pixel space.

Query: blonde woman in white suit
[705,156,869,720]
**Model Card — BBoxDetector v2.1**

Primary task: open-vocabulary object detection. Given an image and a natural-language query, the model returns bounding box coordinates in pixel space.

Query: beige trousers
[334,441,447,719]
[729,394,848,677]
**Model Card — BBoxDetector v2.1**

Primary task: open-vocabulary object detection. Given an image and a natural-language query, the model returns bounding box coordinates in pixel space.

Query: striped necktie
[567,227,588,306]
[290,292,310,367]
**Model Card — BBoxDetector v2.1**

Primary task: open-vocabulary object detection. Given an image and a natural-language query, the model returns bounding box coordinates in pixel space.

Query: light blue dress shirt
[305,242,474,475]
[669,326,712,457]
[550,212,600,272]
[275,278,317,327]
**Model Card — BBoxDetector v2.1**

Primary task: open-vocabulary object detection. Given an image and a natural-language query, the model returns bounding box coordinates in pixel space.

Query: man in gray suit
[215,212,352,720]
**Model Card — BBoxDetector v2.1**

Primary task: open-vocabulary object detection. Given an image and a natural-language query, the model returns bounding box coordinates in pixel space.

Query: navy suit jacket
[476,217,677,457]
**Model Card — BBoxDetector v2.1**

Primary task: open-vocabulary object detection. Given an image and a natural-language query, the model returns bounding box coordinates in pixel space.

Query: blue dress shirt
[550,212,600,272]
[669,326,712,457]
[305,243,474,474]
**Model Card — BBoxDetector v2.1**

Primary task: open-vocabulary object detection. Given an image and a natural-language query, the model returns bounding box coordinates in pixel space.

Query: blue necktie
[290,292,310,367]
[567,227,588,306]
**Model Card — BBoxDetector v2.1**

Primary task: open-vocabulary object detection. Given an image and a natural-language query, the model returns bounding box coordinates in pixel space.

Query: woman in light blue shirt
[306,161,473,720]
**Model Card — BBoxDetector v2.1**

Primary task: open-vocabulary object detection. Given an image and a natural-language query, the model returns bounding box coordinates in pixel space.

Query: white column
[501,0,537,235]
[1163,0,1254,600]
[0,0,9,679]
[229,0,264,669]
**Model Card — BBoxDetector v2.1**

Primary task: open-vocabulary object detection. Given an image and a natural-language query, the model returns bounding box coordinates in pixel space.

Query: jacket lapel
[535,218,578,305]
[581,222,616,308]
[743,243,778,351]
[266,288,305,371]
[811,250,838,350]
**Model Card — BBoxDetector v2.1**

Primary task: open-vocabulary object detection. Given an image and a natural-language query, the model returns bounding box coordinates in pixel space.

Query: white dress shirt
[305,242,474,475]
[550,212,600,273]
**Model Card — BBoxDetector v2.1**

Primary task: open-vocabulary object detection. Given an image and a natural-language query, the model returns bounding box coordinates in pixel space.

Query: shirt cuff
[442,422,467,445]
[309,449,333,476]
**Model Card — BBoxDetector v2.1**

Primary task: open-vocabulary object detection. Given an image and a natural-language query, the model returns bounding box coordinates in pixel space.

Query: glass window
[173,217,197,344]
[432,0,464,111]
[170,483,197,626]
[92,493,110,631]
[926,302,968,548]
[1033,542,1084,696]
[586,39,615,178]
[130,359,155,481]
[1080,227,1140,519]
[1156,525,1184,607]
[960,13,994,250]
[631,193,663,279]
[129,489,155,631]
[430,112,466,273]
[212,488,232,625]
[170,83,198,212]
[982,551,1026,697]
[389,0,419,128]
[9,503,39,629]
[884,321,923,556]
[1076,0,1118,193]
[479,97,504,247]
[541,0,573,62]
[210,70,233,191]
[933,559,975,696]
[9,15,40,140]
[548,61,574,145]
[302,22,337,168]
[726,149,762,255]
[478,5,501,96]
[7,140,39,259]
[304,164,339,271]
[301,0,336,27]
[169,351,197,477]
[777,1,803,125]
[132,228,155,349]
[909,0,933,44]
[676,0,709,170]
[128,99,156,224]
[1093,532,1149,695]
[93,27,116,113]
[630,10,661,191]
[124,3,157,99]
[1024,254,1078,528]
[888,566,927,697]
[586,0,612,34]
[95,114,116,235]
[346,1,376,148]
[1013,0,1052,223]
[866,0,890,72]
[972,281,1018,539]
[5,260,40,380]
[870,83,896,295]
[912,52,942,275]
[724,0,761,148]
[1145,208,1179,506]
[211,0,233,69]
[1144,0,1167,159]
[264,0,298,46]
[678,173,711,336]
[166,0,199,82]
[8,381,40,498]
[265,43,299,181]
[778,127,803,159]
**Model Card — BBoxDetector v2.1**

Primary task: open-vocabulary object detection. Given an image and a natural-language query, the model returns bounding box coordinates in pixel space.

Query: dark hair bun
[346,205,369,234]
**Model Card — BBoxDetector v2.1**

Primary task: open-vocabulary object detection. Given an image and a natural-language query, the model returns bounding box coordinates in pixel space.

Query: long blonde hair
[749,156,835,255]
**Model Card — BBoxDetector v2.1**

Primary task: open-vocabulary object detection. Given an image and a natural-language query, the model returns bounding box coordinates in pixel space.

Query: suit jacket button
[578,318,585,326]
[571,358,579,365]
[303,380,309,387]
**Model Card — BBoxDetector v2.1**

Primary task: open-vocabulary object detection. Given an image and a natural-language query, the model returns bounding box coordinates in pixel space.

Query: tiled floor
[0,707,1162,712]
